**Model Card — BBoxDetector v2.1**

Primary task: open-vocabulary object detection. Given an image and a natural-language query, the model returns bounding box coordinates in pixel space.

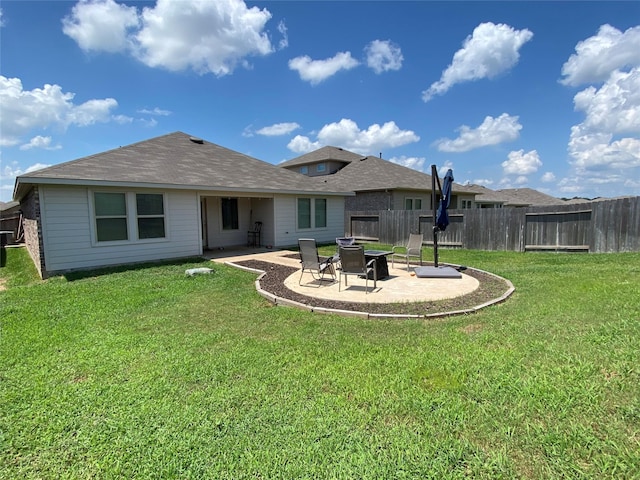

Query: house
[467,185,567,208]
[13,132,353,278]
[279,146,478,211]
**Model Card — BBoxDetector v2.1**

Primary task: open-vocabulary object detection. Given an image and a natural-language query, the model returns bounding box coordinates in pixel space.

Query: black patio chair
[247,221,262,247]
[298,238,336,285]
[338,245,377,293]
[333,236,356,268]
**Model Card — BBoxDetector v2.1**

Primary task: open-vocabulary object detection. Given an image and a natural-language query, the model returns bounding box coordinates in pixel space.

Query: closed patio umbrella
[418,166,460,276]
[436,169,454,231]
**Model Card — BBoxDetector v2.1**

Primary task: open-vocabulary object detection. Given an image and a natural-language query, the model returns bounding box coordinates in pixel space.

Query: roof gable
[288,152,474,194]
[279,146,363,168]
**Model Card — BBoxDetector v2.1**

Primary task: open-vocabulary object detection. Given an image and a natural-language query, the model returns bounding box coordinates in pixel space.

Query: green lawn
[1,247,639,479]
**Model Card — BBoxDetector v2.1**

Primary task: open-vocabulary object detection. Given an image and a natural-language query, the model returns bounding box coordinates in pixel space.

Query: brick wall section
[345,191,393,211]
[20,187,46,278]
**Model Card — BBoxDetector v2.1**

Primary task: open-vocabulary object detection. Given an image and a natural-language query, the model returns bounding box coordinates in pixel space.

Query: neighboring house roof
[562,197,592,204]
[0,201,20,212]
[464,185,508,205]
[494,188,567,206]
[278,146,363,168]
[466,186,566,206]
[282,147,476,195]
[13,132,353,201]
[563,195,634,204]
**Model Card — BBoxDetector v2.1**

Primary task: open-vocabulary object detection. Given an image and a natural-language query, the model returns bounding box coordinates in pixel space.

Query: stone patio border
[226,261,515,320]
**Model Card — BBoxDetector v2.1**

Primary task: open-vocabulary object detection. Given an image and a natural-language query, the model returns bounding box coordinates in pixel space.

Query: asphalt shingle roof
[282,148,476,194]
[475,187,566,206]
[14,132,351,200]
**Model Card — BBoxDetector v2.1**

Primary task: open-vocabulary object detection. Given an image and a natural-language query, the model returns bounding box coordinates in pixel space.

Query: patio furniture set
[297,235,425,294]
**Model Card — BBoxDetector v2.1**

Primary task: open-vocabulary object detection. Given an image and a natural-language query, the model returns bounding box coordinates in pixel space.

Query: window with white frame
[93,191,167,243]
[297,198,327,229]
[405,198,423,210]
[94,192,129,242]
[316,163,326,173]
[461,199,473,209]
[300,166,308,174]
[136,193,165,239]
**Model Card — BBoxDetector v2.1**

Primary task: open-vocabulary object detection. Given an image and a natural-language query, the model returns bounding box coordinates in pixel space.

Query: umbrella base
[414,266,462,278]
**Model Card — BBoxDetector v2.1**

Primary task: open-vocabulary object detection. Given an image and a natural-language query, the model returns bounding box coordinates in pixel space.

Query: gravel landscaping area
[235,259,512,316]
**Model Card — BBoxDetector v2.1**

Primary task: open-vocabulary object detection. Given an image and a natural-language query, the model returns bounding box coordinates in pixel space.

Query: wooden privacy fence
[0,214,22,244]
[346,196,640,253]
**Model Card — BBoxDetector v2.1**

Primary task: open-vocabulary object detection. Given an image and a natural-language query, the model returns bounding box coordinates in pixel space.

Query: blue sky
[1,0,639,203]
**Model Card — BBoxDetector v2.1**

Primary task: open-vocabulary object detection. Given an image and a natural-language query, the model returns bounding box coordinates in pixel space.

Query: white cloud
[1,161,52,201]
[256,122,300,136]
[422,22,533,102]
[288,52,359,85]
[287,118,419,154]
[560,24,640,87]
[135,0,273,75]
[472,178,494,187]
[389,155,427,172]
[438,160,454,177]
[0,8,5,27]
[541,172,556,182]
[512,176,528,185]
[67,98,119,126]
[0,76,119,147]
[62,0,139,53]
[569,133,640,170]
[568,67,640,172]
[572,68,640,136]
[277,20,288,50]
[365,39,403,74]
[137,107,171,116]
[557,173,640,197]
[502,149,542,176]
[1,162,51,181]
[63,0,275,76]
[434,113,522,153]
[561,23,640,197]
[139,118,158,128]
[287,135,320,153]
[19,136,62,151]
[112,114,134,124]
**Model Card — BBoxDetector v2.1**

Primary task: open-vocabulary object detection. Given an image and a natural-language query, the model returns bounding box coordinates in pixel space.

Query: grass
[1,246,639,479]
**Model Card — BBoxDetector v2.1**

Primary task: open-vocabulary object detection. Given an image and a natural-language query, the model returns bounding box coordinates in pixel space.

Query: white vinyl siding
[274,195,344,246]
[40,186,200,273]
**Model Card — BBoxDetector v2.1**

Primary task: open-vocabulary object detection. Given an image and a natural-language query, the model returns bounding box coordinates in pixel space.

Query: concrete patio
[206,246,480,305]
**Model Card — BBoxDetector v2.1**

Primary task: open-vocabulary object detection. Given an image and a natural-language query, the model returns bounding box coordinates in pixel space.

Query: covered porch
[200,194,274,250]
